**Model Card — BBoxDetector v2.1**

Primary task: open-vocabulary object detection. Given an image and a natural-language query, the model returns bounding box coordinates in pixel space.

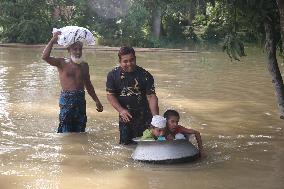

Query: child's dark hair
[163,110,180,120]
[118,46,136,60]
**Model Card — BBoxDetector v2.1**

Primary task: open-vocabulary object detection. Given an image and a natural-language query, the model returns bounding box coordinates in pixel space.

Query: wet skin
[42,32,103,112]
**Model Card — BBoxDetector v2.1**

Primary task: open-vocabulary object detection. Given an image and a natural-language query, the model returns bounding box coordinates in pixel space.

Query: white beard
[70,55,82,64]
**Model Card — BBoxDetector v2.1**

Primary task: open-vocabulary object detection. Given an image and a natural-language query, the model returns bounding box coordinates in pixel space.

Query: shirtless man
[42,31,103,133]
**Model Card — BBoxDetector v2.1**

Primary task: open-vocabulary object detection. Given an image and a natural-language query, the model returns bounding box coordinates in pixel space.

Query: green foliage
[162,13,186,41]
[0,0,53,44]
[183,26,199,42]
[119,3,151,47]
[200,1,231,42]
[91,18,120,46]
[0,0,281,52]
[202,23,227,43]
[222,34,246,61]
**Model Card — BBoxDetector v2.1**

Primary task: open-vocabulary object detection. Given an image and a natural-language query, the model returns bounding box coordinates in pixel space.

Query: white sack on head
[52,26,96,47]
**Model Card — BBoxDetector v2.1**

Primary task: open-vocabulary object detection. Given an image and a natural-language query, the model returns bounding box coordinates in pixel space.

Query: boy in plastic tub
[164,110,205,157]
[42,26,103,133]
[141,115,167,141]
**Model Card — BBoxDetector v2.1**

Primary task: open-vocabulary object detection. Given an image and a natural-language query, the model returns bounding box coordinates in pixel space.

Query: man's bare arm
[146,94,159,115]
[81,63,103,112]
[42,32,63,68]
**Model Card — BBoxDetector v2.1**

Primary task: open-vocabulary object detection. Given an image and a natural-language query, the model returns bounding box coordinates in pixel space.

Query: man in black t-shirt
[106,47,159,144]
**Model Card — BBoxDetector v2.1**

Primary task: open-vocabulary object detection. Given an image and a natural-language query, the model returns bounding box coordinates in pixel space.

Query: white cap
[151,115,167,129]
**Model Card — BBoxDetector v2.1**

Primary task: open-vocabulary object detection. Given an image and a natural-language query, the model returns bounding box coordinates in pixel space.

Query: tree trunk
[198,0,206,16]
[276,0,284,52]
[264,19,284,119]
[187,0,196,26]
[152,6,162,38]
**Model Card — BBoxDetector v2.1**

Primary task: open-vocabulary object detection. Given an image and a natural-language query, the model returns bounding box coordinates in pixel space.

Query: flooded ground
[0,47,283,189]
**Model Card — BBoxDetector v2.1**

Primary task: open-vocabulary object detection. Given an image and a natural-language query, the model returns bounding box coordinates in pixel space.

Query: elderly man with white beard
[42,31,103,133]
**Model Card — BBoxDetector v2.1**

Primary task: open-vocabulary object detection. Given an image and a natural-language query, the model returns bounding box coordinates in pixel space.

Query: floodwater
[0,46,283,189]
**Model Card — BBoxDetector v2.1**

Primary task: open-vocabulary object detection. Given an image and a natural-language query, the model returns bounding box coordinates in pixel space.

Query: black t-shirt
[106,66,155,111]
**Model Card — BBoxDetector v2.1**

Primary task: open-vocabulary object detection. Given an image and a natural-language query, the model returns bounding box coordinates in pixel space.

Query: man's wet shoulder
[80,61,89,68]
[108,65,121,74]
[136,66,153,77]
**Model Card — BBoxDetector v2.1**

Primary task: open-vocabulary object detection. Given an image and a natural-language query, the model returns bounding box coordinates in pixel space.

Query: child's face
[167,116,179,132]
[119,53,136,72]
[152,127,165,138]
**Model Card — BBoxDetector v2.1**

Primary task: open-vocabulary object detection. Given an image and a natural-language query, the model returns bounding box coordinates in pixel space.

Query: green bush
[0,0,53,44]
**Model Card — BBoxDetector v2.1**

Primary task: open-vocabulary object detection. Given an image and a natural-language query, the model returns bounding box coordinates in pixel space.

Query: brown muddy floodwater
[0,47,283,189]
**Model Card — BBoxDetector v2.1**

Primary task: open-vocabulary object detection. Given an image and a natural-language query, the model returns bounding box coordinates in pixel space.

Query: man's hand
[52,31,61,38]
[52,31,61,43]
[96,101,103,112]
[42,31,63,67]
[119,109,132,122]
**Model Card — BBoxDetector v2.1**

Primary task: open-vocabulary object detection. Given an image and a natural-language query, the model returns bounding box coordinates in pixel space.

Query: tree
[0,0,53,43]
[263,0,284,119]
[276,0,284,53]
[221,0,284,119]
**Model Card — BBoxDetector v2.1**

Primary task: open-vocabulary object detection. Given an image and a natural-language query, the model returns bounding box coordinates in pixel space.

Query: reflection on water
[0,47,283,189]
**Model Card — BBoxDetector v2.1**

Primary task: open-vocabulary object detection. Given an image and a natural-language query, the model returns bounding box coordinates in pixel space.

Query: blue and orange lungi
[58,90,87,133]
